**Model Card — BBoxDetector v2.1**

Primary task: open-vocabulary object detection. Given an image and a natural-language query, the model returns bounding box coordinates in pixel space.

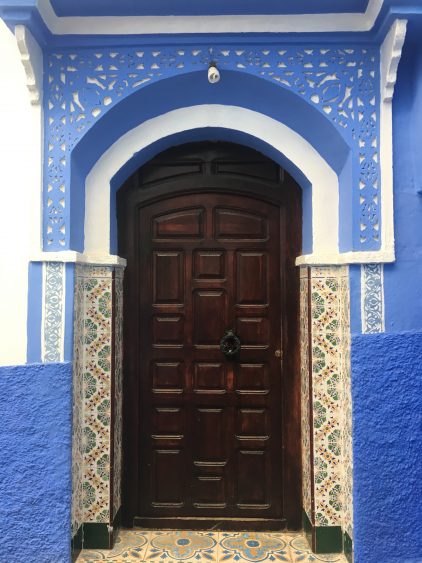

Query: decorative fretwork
[45,45,380,250]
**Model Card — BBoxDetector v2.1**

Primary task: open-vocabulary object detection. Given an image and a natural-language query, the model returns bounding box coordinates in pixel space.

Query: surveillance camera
[208,64,220,84]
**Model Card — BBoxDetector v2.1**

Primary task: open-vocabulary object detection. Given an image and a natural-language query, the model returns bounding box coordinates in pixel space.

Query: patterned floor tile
[77,529,150,561]
[218,532,290,562]
[288,535,347,562]
[76,529,348,563]
[144,530,219,562]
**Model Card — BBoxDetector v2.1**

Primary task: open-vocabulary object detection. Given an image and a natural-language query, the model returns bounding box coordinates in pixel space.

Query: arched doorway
[117,142,302,530]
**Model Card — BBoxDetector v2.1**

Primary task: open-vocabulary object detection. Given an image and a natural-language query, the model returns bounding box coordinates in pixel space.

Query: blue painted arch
[69,70,351,252]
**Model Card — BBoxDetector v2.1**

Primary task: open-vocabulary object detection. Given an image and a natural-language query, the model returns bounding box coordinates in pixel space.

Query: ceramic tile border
[71,264,124,540]
[361,263,385,333]
[112,271,123,520]
[71,267,84,541]
[300,265,353,554]
[340,277,353,541]
[300,274,312,523]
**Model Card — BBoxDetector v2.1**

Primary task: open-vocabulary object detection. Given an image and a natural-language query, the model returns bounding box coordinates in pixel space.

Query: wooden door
[119,143,301,530]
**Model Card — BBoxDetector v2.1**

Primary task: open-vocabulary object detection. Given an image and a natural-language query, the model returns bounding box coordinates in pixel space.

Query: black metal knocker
[220,329,241,359]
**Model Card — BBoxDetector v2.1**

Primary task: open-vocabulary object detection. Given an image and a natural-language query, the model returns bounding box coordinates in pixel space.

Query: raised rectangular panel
[194,408,224,462]
[236,451,268,507]
[236,252,268,305]
[193,363,226,393]
[153,315,184,346]
[142,162,202,184]
[151,450,184,506]
[235,363,269,394]
[153,252,184,304]
[236,317,270,348]
[237,408,269,439]
[193,250,225,280]
[153,407,183,437]
[152,362,184,393]
[214,161,280,182]
[214,208,268,240]
[153,208,204,239]
[193,290,227,346]
[193,476,226,508]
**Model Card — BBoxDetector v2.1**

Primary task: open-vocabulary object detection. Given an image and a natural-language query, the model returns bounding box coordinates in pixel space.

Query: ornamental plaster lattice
[361,263,385,333]
[45,45,380,250]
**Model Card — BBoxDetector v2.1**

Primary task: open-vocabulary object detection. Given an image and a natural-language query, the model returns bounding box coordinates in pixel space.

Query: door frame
[118,170,302,530]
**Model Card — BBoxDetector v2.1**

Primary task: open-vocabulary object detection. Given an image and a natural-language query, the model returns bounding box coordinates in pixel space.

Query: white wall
[0,21,42,366]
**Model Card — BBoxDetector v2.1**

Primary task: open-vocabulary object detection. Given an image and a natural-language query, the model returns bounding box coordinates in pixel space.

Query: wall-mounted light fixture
[208,62,220,84]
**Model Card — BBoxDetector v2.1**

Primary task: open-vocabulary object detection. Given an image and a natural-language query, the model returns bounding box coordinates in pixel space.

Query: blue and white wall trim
[1,2,422,562]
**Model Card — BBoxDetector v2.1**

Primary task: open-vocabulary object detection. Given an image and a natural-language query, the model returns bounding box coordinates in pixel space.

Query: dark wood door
[119,143,301,530]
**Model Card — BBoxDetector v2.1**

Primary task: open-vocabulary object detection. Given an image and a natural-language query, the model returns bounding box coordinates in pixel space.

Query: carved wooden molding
[381,19,408,103]
[14,25,43,105]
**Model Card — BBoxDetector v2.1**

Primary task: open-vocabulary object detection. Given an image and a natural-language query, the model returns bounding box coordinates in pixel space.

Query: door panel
[136,192,283,522]
[120,142,302,530]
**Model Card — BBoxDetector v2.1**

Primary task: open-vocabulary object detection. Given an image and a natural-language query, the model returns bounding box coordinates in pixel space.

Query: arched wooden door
[118,143,301,530]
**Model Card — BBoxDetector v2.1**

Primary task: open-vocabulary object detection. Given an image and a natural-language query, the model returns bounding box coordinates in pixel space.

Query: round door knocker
[220,329,241,359]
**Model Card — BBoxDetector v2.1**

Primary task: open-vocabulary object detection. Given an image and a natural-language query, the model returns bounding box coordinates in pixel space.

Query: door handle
[220,329,241,359]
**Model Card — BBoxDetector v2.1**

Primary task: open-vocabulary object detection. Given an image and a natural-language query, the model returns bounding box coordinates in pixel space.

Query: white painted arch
[85,104,339,261]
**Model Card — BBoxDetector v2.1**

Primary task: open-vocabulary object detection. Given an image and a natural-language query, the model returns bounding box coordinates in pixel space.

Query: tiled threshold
[76,529,348,562]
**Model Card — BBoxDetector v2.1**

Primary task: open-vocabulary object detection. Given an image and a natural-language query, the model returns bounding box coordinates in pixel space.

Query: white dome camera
[208,63,220,84]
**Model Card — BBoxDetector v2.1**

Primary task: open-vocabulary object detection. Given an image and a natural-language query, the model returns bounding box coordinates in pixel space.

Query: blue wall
[0,363,72,563]
[351,35,422,563]
[384,35,422,333]
[351,333,422,563]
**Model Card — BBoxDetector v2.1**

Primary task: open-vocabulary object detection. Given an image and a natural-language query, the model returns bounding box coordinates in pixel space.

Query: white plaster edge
[84,105,339,259]
[60,261,66,362]
[295,249,395,266]
[30,251,127,267]
[40,262,46,362]
[380,262,385,332]
[37,0,384,35]
[14,25,43,105]
[378,19,407,261]
[381,19,408,103]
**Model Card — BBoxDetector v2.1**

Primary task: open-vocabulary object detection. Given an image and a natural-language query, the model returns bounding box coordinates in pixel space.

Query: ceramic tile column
[72,265,124,553]
[300,266,353,558]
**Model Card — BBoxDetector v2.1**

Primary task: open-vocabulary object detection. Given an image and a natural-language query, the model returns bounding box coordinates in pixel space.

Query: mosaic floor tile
[145,530,219,562]
[219,532,291,562]
[77,529,150,561]
[76,530,349,563]
[288,536,346,562]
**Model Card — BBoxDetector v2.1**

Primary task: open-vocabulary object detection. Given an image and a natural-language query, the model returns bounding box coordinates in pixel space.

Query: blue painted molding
[50,0,371,18]
[2,1,422,50]
[44,44,379,253]
[0,362,73,563]
[27,262,43,363]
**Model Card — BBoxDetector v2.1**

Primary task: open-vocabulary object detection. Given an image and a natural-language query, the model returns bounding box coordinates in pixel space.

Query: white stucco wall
[0,21,42,365]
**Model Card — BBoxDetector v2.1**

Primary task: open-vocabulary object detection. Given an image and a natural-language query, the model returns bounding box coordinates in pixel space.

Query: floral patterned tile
[76,530,348,563]
[144,530,219,562]
[218,532,291,562]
